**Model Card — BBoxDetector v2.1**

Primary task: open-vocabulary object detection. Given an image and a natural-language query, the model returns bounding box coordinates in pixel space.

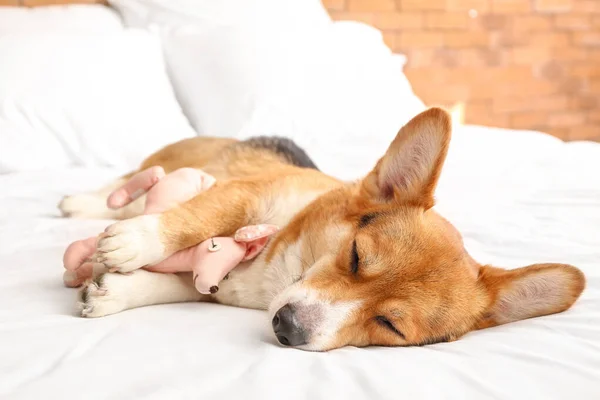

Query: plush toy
[62,166,278,294]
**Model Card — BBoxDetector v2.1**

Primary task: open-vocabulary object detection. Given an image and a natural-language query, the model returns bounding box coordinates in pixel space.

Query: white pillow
[109,0,333,137]
[0,5,124,33]
[109,0,426,162]
[0,30,196,173]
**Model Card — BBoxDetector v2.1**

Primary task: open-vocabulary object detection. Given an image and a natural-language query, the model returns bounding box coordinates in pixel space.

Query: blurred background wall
[325,0,599,141]
[2,0,598,141]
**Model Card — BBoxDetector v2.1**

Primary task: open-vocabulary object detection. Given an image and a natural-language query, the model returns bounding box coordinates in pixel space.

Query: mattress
[1,125,599,399]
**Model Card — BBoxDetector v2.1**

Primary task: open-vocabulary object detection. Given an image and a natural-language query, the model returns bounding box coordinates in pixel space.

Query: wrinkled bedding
[1,125,599,399]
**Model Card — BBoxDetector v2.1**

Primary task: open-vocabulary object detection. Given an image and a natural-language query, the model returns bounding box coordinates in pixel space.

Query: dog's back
[59,135,330,220]
[137,136,319,181]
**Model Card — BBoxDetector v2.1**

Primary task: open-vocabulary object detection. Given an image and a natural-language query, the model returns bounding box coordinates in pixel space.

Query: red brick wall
[324,0,599,141]
[0,0,106,5]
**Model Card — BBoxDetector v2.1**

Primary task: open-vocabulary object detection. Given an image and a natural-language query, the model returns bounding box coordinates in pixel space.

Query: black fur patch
[243,136,318,170]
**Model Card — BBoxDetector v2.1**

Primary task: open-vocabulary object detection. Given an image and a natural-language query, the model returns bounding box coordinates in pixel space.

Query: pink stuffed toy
[63,167,278,294]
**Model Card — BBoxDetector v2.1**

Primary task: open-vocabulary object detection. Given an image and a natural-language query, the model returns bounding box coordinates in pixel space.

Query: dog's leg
[78,270,206,317]
[94,178,276,272]
[59,176,146,220]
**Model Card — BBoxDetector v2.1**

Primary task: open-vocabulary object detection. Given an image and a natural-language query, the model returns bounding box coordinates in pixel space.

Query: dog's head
[268,107,585,351]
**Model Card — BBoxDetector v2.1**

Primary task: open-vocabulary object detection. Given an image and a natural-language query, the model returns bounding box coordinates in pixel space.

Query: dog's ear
[476,263,585,329]
[361,107,451,209]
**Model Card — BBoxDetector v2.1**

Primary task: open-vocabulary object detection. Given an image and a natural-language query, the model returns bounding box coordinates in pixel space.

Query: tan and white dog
[59,108,585,351]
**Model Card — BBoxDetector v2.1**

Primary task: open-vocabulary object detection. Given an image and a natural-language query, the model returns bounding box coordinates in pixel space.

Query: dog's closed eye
[350,240,359,274]
[375,316,405,339]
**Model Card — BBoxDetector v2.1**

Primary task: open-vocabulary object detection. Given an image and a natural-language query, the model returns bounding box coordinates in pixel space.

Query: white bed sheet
[1,125,599,399]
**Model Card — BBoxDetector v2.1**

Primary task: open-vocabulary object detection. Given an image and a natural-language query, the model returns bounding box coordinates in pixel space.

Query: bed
[1,2,599,399]
[1,124,599,399]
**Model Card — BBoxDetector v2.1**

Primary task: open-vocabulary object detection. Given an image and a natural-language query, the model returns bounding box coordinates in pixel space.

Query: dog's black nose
[272,304,307,347]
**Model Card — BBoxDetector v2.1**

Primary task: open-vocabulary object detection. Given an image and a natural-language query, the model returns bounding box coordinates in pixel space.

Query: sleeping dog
[59,108,585,351]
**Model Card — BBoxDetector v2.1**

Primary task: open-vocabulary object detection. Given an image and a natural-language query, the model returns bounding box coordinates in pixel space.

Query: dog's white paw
[78,274,126,318]
[95,215,165,272]
[59,193,114,219]
[77,269,201,317]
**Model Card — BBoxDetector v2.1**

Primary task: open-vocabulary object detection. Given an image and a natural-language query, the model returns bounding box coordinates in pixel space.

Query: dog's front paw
[95,215,165,272]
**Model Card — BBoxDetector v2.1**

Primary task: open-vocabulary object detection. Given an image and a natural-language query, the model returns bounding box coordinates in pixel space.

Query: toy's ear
[235,224,279,261]
[243,236,270,261]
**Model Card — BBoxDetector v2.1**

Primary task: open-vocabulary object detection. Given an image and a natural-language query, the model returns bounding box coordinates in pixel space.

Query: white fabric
[0,30,196,174]
[109,0,426,143]
[0,5,123,33]
[109,0,331,28]
[1,125,599,399]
